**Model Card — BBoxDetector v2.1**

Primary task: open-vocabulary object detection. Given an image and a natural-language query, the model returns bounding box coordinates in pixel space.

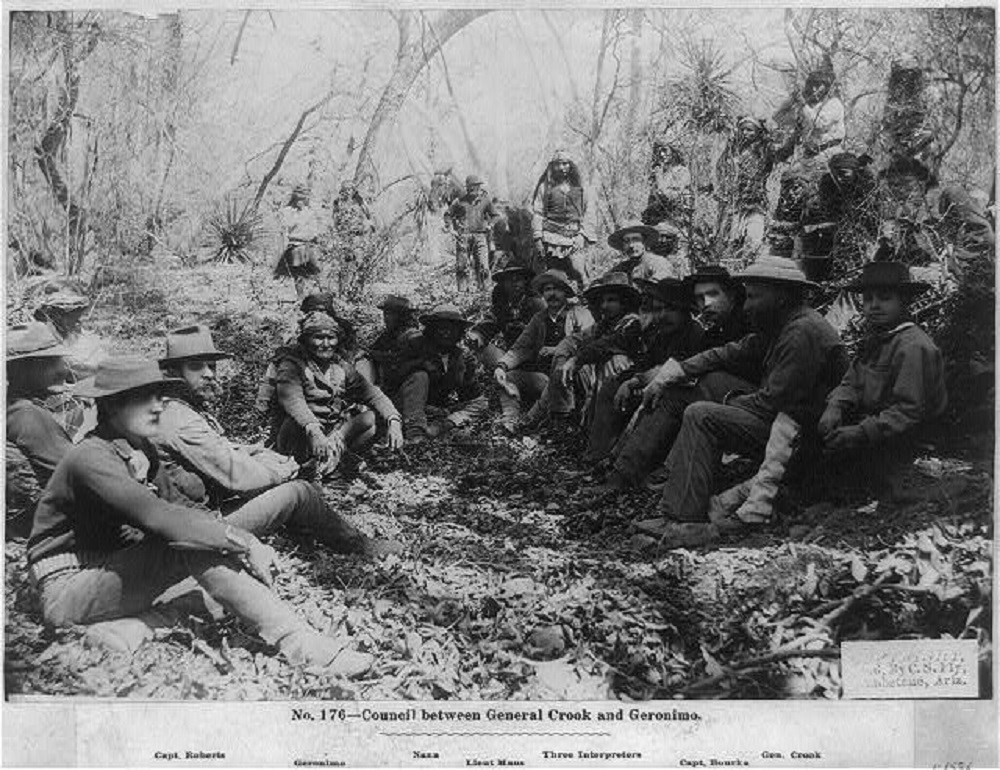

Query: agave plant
[656,37,740,136]
[207,196,265,264]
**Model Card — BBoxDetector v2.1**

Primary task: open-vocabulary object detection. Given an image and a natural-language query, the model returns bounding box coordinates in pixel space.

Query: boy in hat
[356,295,420,386]
[583,278,705,463]
[635,255,846,546]
[467,259,545,370]
[27,357,373,674]
[494,270,593,433]
[542,272,641,431]
[383,305,489,443]
[155,325,387,554]
[602,265,749,491]
[445,175,500,292]
[607,221,676,282]
[6,323,74,488]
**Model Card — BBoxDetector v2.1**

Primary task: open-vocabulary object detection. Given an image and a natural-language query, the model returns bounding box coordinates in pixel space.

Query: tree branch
[230,10,251,66]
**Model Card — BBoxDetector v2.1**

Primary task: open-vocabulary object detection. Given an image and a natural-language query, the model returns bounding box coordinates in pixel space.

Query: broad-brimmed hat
[491,255,534,283]
[530,269,576,297]
[637,277,694,311]
[583,272,641,306]
[160,324,231,365]
[6,322,69,361]
[845,261,930,296]
[684,264,739,288]
[608,221,659,251]
[377,294,413,312]
[736,255,819,289]
[420,304,472,327]
[73,357,184,399]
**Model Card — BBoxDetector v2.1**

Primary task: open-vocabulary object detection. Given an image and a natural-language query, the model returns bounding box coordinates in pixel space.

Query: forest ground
[4,254,994,700]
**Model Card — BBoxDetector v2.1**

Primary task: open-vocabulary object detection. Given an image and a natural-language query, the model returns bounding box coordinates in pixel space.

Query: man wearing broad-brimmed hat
[445,174,500,292]
[600,264,749,492]
[634,254,847,547]
[356,294,420,386]
[6,322,74,489]
[494,269,593,433]
[468,258,545,371]
[383,304,489,443]
[537,272,641,432]
[583,277,706,463]
[155,324,387,555]
[607,221,660,278]
[26,356,374,674]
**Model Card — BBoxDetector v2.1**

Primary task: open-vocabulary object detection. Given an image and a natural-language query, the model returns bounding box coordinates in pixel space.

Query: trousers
[658,401,772,522]
[391,371,488,432]
[613,371,756,486]
[499,370,549,422]
[456,232,491,291]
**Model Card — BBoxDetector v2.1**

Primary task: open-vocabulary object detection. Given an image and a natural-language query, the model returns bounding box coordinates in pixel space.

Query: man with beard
[467,260,545,370]
[598,265,750,491]
[383,305,489,443]
[635,256,846,547]
[446,175,500,292]
[494,270,593,434]
[531,149,596,289]
[582,278,704,464]
[154,325,384,555]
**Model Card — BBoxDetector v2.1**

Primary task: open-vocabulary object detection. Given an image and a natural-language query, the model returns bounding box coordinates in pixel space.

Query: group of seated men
[6,218,948,671]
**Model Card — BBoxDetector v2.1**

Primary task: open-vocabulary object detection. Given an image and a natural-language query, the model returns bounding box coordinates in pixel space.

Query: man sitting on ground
[493,270,593,434]
[602,265,750,490]
[607,221,675,282]
[155,325,388,555]
[27,357,373,674]
[355,295,420,386]
[635,255,846,547]
[583,278,705,463]
[383,305,489,443]
[467,259,545,370]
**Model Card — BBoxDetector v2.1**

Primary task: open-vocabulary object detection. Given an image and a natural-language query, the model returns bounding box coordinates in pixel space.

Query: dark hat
[6,322,69,361]
[465,175,484,188]
[583,272,641,305]
[160,324,231,365]
[300,292,336,315]
[420,304,472,327]
[608,220,659,251]
[491,254,534,282]
[829,152,860,170]
[736,255,819,289]
[73,357,184,399]
[377,294,413,312]
[638,278,693,311]
[531,269,576,297]
[685,264,738,288]
[845,261,930,295]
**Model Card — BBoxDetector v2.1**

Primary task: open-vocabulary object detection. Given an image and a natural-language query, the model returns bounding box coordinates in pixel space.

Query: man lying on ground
[26,357,373,675]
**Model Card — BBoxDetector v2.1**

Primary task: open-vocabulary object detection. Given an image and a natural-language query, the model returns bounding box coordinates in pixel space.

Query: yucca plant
[207,196,265,264]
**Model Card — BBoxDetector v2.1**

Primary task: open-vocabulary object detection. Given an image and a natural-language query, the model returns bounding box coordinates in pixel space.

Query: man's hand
[640,379,667,410]
[654,358,687,385]
[494,366,520,398]
[824,425,865,452]
[614,379,639,411]
[817,408,842,439]
[560,357,577,388]
[640,359,686,409]
[538,346,557,358]
[306,423,330,461]
[572,234,585,251]
[386,419,404,451]
[243,535,280,588]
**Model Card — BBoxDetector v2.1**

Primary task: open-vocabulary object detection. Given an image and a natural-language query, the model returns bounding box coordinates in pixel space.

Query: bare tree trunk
[353,9,487,194]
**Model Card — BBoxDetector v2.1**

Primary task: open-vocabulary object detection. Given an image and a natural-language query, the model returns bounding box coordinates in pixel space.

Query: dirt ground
[4,257,994,700]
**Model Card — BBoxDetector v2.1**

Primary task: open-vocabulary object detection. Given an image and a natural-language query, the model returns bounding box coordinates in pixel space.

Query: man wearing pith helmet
[636,254,847,547]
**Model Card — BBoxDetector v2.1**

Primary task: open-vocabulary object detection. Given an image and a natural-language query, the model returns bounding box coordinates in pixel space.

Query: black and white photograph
[3,2,996,765]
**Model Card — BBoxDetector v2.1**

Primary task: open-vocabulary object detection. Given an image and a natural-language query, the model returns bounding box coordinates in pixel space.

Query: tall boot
[498,390,522,434]
[736,411,800,524]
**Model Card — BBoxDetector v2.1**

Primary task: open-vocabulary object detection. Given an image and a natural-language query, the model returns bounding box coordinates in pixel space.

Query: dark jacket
[498,302,594,373]
[562,313,643,367]
[385,335,483,406]
[680,305,848,425]
[826,322,947,444]
[28,427,237,565]
[447,192,498,234]
[472,289,547,349]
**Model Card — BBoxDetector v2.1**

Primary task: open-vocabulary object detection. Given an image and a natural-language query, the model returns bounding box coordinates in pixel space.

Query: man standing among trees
[717,116,774,264]
[446,175,499,292]
[531,149,596,289]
